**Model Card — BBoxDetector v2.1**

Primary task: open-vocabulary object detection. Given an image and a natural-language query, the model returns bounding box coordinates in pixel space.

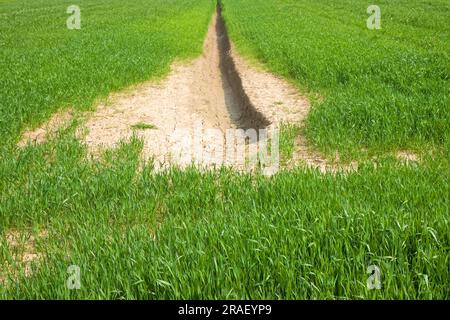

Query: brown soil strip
[80,6,318,170]
[16,5,358,173]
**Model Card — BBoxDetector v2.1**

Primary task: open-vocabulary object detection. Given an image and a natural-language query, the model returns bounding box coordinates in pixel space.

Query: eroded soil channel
[215,5,270,130]
[80,5,311,170]
[22,5,348,172]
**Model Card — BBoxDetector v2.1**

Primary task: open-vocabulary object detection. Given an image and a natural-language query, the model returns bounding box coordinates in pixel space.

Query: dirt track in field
[19,6,361,173]
[82,7,318,171]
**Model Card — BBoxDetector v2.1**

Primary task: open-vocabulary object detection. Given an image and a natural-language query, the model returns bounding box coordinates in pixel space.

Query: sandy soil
[79,10,316,171]
[17,8,369,173]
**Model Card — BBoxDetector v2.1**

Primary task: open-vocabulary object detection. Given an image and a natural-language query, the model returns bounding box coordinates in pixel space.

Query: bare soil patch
[18,109,74,148]
[15,7,342,172]
[15,8,426,174]
[0,229,48,286]
[81,8,318,170]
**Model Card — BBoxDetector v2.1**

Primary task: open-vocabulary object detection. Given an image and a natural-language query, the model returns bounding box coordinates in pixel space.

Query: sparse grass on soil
[0,0,448,299]
[131,122,157,130]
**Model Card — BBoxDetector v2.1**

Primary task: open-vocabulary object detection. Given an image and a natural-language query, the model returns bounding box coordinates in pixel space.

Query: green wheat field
[0,0,448,299]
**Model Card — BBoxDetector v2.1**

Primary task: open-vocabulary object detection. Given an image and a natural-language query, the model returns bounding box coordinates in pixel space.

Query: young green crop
[222,0,449,157]
[0,0,448,299]
[0,127,448,299]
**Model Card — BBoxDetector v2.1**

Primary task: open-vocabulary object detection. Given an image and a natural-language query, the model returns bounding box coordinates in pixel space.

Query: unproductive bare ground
[19,9,383,173]
[80,10,317,171]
